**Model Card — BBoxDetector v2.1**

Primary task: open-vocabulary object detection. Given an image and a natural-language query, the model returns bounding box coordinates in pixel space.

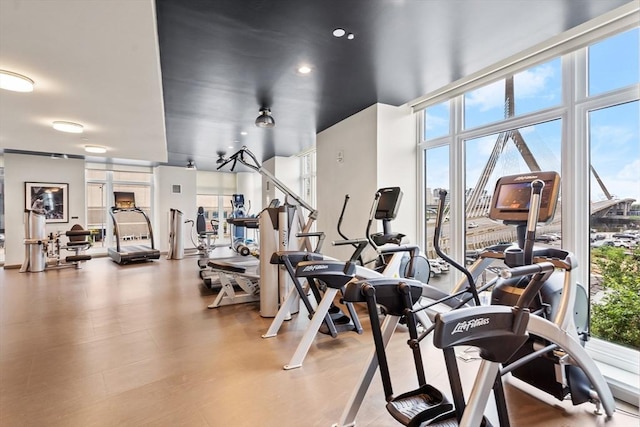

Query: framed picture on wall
[25,182,69,223]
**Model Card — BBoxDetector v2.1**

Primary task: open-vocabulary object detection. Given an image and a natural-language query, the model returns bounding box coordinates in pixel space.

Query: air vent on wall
[172,184,182,194]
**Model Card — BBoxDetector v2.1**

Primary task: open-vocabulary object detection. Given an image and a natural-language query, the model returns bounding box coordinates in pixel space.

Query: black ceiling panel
[156,0,632,170]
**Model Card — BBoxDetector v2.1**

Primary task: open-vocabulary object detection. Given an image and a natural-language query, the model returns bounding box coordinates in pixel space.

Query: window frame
[85,167,154,252]
[416,14,639,401]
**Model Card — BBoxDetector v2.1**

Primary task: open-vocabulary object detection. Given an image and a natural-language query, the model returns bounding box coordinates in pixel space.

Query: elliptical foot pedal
[318,315,355,336]
[386,384,453,426]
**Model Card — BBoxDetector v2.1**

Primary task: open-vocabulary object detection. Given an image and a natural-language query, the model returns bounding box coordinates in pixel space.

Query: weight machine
[20,210,92,272]
[168,207,220,260]
[211,147,318,316]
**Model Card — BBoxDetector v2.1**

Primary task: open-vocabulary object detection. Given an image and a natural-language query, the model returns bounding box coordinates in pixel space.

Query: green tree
[590,246,640,349]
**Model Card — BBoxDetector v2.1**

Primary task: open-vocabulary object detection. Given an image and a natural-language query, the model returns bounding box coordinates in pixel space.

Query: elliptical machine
[276,187,432,371]
[429,171,615,425]
[334,171,614,426]
[483,172,611,414]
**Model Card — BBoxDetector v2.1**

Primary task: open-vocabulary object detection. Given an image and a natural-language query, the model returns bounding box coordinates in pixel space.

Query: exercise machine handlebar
[523,179,544,265]
[500,261,555,280]
[333,238,369,265]
[365,191,381,253]
[217,146,318,220]
[336,194,351,241]
[435,189,481,305]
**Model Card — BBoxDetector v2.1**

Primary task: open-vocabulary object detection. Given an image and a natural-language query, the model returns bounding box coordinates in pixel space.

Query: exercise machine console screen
[114,191,136,209]
[489,171,560,224]
[375,187,402,221]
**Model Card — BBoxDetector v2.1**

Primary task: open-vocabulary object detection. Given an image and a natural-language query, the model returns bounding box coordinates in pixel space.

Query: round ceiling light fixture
[297,65,312,74]
[0,69,34,92]
[255,108,275,128]
[53,121,84,133]
[84,145,107,154]
[332,28,346,37]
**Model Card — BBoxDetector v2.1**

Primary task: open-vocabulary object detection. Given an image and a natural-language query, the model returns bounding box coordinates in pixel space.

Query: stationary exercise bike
[334,171,614,426]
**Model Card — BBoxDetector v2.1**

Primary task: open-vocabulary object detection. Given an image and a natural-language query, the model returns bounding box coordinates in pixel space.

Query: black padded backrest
[67,224,90,242]
[196,206,206,234]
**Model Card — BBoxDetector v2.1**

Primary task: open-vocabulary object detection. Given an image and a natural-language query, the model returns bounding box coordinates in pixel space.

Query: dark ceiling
[156,0,631,170]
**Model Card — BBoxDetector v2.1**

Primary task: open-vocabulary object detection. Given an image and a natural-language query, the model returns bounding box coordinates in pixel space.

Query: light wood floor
[1,255,638,427]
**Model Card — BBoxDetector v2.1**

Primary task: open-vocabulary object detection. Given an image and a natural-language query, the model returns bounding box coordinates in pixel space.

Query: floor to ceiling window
[418,21,639,401]
[86,166,154,254]
[584,27,640,354]
[300,149,317,209]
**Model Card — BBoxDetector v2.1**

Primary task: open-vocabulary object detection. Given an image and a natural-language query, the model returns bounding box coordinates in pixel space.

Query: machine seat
[207,260,247,274]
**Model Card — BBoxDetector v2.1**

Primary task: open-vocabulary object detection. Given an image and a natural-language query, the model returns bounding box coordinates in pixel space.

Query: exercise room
[1,1,639,426]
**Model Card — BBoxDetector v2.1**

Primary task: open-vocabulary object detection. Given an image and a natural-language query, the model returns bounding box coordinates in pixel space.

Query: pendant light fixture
[255,108,275,128]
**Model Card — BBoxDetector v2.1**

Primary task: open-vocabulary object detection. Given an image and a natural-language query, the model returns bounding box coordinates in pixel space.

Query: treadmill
[108,191,160,264]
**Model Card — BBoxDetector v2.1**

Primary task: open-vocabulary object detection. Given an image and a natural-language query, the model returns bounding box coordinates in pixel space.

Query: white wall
[236,172,262,215]
[377,103,417,244]
[154,165,197,252]
[196,171,237,195]
[4,153,86,266]
[262,156,302,208]
[316,103,416,260]
[317,104,379,260]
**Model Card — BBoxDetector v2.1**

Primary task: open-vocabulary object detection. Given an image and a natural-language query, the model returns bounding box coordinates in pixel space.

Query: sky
[423,28,639,204]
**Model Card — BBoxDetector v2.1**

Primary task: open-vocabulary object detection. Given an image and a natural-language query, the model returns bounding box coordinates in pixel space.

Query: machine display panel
[375,187,403,220]
[114,191,136,209]
[488,171,560,223]
[494,182,532,210]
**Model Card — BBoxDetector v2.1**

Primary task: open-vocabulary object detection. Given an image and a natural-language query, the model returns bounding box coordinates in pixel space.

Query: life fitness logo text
[302,264,329,272]
[451,318,490,335]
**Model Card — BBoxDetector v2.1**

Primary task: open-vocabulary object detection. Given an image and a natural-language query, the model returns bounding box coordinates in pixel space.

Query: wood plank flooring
[1,255,638,426]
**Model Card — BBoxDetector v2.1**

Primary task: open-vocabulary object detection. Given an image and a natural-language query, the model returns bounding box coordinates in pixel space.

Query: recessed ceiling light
[332,28,346,37]
[53,121,83,133]
[0,69,34,92]
[84,145,107,154]
[228,145,234,149]
[347,33,355,40]
[240,131,248,136]
[297,65,312,74]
